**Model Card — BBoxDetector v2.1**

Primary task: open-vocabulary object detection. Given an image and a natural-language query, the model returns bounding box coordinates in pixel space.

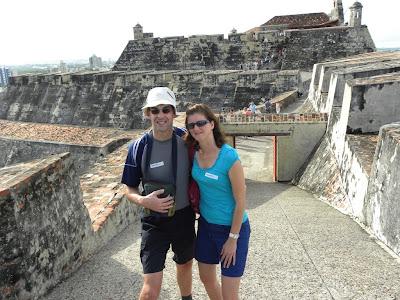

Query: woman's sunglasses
[187,120,210,130]
[150,107,172,115]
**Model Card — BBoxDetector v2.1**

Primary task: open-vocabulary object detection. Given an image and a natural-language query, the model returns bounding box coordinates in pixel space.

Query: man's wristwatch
[229,232,239,239]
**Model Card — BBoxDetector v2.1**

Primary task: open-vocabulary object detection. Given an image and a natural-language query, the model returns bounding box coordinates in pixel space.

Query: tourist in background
[276,102,281,114]
[184,103,251,300]
[249,101,256,114]
[121,87,195,300]
[265,98,271,113]
[228,109,235,122]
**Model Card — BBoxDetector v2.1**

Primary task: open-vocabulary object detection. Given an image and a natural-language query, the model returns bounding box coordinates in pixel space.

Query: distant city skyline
[0,66,11,85]
[89,54,102,69]
[1,0,399,66]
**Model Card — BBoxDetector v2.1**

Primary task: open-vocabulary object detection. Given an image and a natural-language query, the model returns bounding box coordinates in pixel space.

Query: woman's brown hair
[184,103,227,149]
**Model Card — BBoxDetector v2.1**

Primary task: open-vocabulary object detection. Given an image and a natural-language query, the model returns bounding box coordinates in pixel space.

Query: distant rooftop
[261,12,331,28]
[246,12,338,34]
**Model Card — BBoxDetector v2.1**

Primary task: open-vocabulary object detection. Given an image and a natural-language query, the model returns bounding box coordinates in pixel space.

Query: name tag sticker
[205,172,219,180]
[150,161,164,168]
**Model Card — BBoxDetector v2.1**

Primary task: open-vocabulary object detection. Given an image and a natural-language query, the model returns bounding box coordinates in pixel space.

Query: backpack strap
[144,131,153,182]
[172,133,177,184]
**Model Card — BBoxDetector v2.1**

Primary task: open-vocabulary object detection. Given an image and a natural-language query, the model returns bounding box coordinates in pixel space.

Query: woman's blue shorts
[195,216,251,277]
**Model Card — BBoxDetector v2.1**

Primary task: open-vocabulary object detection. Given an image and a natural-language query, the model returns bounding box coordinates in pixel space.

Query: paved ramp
[43,180,400,299]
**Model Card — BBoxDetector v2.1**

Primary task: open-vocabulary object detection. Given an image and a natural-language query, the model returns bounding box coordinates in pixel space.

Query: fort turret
[133,23,143,40]
[331,0,344,25]
[349,1,363,27]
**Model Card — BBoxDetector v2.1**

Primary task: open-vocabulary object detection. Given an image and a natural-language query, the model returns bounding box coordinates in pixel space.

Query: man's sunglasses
[150,107,172,115]
[187,120,210,130]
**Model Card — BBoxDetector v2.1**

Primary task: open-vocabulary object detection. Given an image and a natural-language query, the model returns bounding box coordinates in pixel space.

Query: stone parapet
[219,112,328,123]
[318,52,399,93]
[0,120,130,145]
[295,51,400,257]
[292,132,378,218]
[309,52,400,112]
[331,59,400,107]
[292,134,352,213]
[0,153,95,299]
[0,120,139,174]
[80,139,142,232]
[237,70,279,87]
[0,142,145,298]
[203,70,241,86]
[364,122,400,256]
[345,73,400,133]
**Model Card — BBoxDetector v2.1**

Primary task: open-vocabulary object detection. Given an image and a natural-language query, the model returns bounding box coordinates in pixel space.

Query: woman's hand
[220,237,237,269]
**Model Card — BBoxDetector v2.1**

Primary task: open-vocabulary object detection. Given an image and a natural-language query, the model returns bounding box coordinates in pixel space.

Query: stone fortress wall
[0,152,142,299]
[113,26,375,72]
[293,51,400,258]
[0,69,300,132]
[1,154,95,299]
[115,1,375,72]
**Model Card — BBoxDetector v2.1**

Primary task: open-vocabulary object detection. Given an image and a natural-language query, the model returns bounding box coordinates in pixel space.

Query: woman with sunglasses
[184,103,251,300]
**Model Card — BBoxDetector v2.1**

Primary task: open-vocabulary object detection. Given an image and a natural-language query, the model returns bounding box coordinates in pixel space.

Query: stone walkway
[43,182,400,299]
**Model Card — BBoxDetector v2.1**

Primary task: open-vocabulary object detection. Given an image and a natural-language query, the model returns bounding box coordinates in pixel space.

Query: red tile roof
[261,12,331,28]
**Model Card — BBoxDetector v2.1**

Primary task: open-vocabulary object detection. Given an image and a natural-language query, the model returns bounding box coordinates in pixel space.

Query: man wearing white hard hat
[122,87,195,300]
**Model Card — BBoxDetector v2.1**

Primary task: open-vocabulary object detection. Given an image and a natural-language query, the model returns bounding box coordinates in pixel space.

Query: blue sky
[1,0,399,65]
